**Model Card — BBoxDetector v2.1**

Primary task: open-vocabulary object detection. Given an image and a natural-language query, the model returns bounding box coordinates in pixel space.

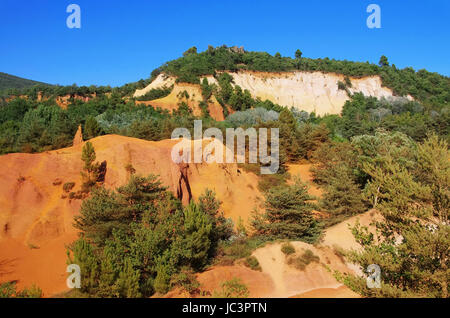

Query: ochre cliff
[135,71,408,116]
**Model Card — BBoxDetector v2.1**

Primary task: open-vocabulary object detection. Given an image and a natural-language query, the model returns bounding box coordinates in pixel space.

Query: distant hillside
[0,72,50,90]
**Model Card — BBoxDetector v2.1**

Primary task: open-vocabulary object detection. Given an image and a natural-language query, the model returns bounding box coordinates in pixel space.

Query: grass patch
[214,236,268,266]
[287,249,320,271]
[212,278,249,298]
[281,242,295,256]
[244,256,262,271]
[63,182,75,193]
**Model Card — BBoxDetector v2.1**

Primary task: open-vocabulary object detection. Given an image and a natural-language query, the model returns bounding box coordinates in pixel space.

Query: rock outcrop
[136,71,411,117]
[72,125,83,146]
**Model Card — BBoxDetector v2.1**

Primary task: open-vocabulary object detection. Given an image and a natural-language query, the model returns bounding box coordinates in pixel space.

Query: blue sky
[0,0,449,86]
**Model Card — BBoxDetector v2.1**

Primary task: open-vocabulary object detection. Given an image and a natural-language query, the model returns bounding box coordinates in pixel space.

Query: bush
[214,237,267,266]
[212,278,249,298]
[251,179,321,243]
[225,107,279,127]
[63,182,75,193]
[68,174,231,298]
[287,249,320,271]
[281,243,295,255]
[0,282,42,298]
[244,256,262,271]
[170,268,200,294]
[135,86,173,101]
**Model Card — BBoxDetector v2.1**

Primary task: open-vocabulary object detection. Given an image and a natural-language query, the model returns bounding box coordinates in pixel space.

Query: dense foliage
[69,159,233,297]
[251,178,321,243]
[334,134,449,297]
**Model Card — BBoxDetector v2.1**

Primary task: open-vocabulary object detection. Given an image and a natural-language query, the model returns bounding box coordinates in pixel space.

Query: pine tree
[278,108,300,162]
[80,141,100,192]
[415,134,449,223]
[252,179,321,243]
[84,116,101,140]
[183,202,213,270]
[116,258,142,298]
[338,135,449,298]
[379,55,389,67]
[321,165,367,216]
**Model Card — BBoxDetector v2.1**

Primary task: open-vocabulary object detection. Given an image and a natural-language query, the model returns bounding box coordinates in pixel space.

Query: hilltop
[0,72,50,91]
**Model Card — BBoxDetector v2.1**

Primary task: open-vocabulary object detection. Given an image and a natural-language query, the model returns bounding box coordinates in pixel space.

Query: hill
[0,72,50,91]
[0,135,262,296]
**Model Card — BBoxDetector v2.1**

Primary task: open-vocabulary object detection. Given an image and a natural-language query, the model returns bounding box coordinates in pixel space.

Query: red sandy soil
[0,135,262,296]
[286,163,323,198]
[163,265,276,298]
[166,239,362,298]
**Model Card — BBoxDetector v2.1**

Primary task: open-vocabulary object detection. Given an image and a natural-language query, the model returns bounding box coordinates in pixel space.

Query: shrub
[170,268,200,294]
[287,249,320,271]
[212,278,249,298]
[0,282,42,298]
[281,243,295,255]
[135,85,173,101]
[214,237,267,266]
[68,174,230,298]
[251,179,321,243]
[63,182,75,193]
[244,256,262,271]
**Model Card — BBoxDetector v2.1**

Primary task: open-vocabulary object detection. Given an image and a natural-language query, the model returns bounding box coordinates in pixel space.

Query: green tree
[182,202,213,270]
[320,164,367,216]
[338,134,449,298]
[80,141,101,192]
[69,175,229,298]
[84,116,101,140]
[183,46,198,56]
[415,134,449,223]
[379,55,389,67]
[278,108,300,162]
[252,179,321,243]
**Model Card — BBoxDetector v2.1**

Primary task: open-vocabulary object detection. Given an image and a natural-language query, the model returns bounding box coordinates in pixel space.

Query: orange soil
[196,265,275,298]
[286,163,323,198]
[321,210,383,251]
[0,135,262,296]
[291,285,359,298]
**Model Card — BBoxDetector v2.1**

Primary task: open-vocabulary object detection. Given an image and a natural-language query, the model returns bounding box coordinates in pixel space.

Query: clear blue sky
[1,0,449,86]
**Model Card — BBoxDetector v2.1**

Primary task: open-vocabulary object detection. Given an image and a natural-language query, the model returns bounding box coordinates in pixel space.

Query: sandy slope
[0,135,262,296]
[251,242,359,298]
[181,238,361,298]
[321,210,383,251]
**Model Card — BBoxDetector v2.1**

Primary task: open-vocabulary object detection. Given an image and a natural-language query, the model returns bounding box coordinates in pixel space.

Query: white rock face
[135,71,406,116]
[133,74,176,97]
